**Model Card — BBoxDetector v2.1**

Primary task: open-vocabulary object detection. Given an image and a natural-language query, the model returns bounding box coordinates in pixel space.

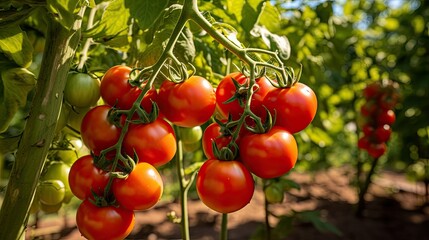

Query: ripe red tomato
[201,122,235,159]
[100,65,157,112]
[377,109,396,125]
[363,83,381,99]
[112,162,163,211]
[367,142,387,158]
[123,118,176,167]
[360,101,377,117]
[157,76,216,127]
[68,155,110,200]
[362,124,375,136]
[357,136,371,150]
[263,82,317,134]
[216,72,275,120]
[374,124,392,142]
[239,127,298,179]
[196,159,254,213]
[76,200,135,240]
[81,105,121,155]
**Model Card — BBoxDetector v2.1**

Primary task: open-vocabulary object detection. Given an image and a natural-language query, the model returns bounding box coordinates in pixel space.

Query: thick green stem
[356,157,380,218]
[0,10,84,240]
[263,183,272,240]
[220,213,228,240]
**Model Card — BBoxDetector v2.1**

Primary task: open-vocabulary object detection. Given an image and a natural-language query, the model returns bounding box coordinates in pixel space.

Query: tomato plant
[64,72,100,108]
[112,162,163,211]
[76,199,135,240]
[201,122,235,159]
[196,159,254,213]
[239,127,298,179]
[157,76,216,127]
[263,82,317,134]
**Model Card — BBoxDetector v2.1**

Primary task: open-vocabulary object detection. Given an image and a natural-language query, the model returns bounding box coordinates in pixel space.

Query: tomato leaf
[46,0,80,30]
[0,26,33,68]
[251,25,291,60]
[0,135,20,154]
[226,0,265,33]
[127,0,168,30]
[0,68,37,133]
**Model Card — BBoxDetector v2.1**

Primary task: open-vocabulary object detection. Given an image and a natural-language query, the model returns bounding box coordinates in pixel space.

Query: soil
[25,167,429,240]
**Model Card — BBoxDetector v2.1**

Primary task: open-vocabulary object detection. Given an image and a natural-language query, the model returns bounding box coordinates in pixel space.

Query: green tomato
[37,180,66,206]
[41,161,73,201]
[40,201,63,214]
[179,126,203,144]
[64,72,100,108]
[264,184,284,204]
[183,141,201,153]
[56,149,78,166]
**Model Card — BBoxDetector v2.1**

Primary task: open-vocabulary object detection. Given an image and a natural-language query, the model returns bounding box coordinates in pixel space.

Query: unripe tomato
[64,72,100,108]
[40,202,63,214]
[179,126,203,144]
[37,180,66,206]
[264,184,284,204]
[41,161,73,202]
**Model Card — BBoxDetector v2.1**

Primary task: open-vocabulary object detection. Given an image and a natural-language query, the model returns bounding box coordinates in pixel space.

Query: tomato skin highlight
[76,200,135,240]
[263,82,317,134]
[239,127,298,179]
[196,159,254,213]
[80,105,121,155]
[158,76,216,127]
[68,155,109,200]
[112,162,163,211]
[123,119,176,167]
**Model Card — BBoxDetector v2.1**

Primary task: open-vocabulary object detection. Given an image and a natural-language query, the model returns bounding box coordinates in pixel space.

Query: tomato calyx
[211,118,239,161]
[244,107,275,134]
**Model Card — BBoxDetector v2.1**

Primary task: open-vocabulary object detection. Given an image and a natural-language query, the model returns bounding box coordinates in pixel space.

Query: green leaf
[305,126,333,147]
[241,0,265,33]
[0,68,36,133]
[250,25,290,59]
[296,210,342,236]
[0,5,35,28]
[257,1,281,31]
[272,215,294,238]
[0,135,20,154]
[47,0,80,30]
[0,26,33,67]
[127,0,168,30]
[280,178,301,191]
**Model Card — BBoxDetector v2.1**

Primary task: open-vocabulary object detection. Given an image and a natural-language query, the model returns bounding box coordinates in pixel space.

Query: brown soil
[25,167,429,240]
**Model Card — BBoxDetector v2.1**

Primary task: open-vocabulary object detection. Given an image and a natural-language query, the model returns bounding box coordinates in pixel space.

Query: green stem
[0,7,85,239]
[263,182,272,240]
[356,157,380,218]
[220,213,228,240]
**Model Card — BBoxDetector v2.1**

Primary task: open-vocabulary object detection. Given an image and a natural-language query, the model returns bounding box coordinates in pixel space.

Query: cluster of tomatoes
[357,81,400,158]
[62,65,317,239]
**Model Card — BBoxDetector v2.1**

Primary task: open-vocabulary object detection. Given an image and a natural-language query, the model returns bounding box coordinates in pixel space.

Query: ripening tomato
[81,105,121,155]
[64,72,100,108]
[123,118,176,167]
[112,162,163,211]
[76,200,135,240]
[69,155,110,200]
[263,82,317,134]
[239,127,298,179]
[216,72,275,120]
[367,142,387,158]
[157,76,216,127]
[377,109,396,125]
[196,159,254,213]
[100,65,157,112]
[201,122,234,159]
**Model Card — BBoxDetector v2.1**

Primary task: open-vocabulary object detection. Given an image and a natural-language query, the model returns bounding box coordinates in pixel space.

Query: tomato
[64,72,100,108]
[41,161,72,202]
[100,65,157,112]
[377,109,396,125]
[264,183,284,204]
[123,118,176,167]
[112,162,163,211]
[201,122,234,159]
[374,124,392,142]
[76,200,135,240]
[216,72,275,120]
[40,202,63,214]
[179,126,202,144]
[157,76,216,127]
[357,136,371,150]
[37,180,65,206]
[239,127,298,179]
[360,101,377,117]
[196,159,254,213]
[367,142,387,158]
[362,124,375,137]
[81,105,121,155]
[363,83,381,99]
[56,148,78,166]
[69,155,110,200]
[183,141,201,153]
[263,82,317,134]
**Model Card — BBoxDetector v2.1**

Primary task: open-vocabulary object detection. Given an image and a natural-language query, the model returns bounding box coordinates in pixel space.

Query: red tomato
[367,142,387,158]
[157,76,216,127]
[76,200,135,240]
[216,72,275,120]
[263,82,317,134]
[81,105,121,155]
[357,136,371,150]
[202,122,234,159]
[196,159,254,213]
[377,109,396,125]
[362,124,375,136]
[68,155,110,200]
[363,83,381,99]
[100,65,157,112]
[123,118,176,167]
[112,162,163,211]
[374,124,392,142]
[360,101,378,117]
[239,127,298,179]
